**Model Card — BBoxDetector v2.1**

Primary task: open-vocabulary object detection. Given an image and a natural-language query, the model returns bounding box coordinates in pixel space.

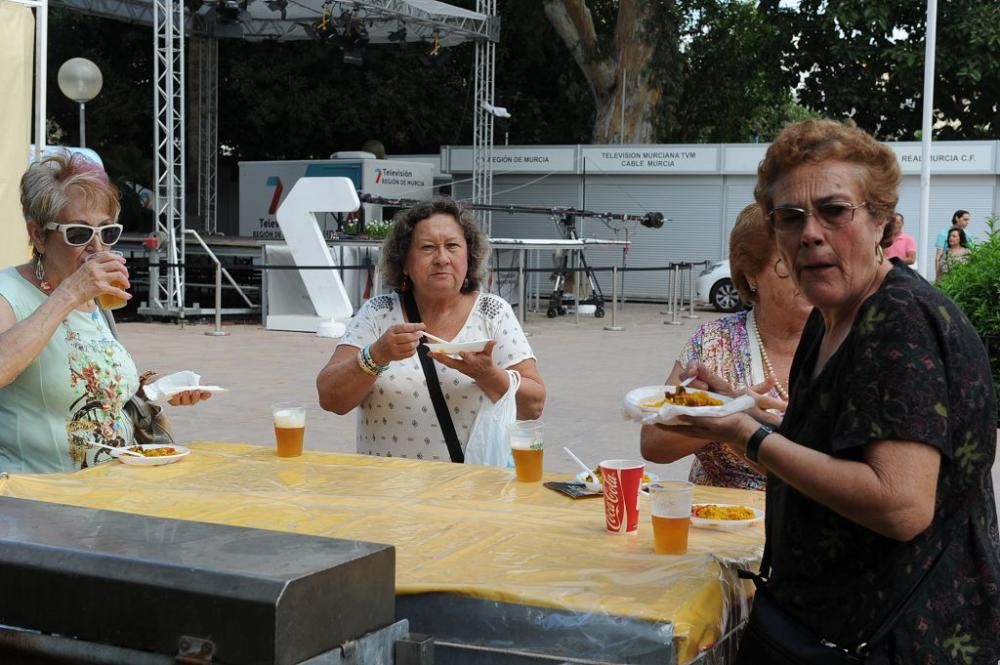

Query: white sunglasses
[43,222,124,247]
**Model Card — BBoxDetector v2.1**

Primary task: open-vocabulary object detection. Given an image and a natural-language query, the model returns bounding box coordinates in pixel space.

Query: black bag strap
[743,531,954,656]
[400,291,464,463]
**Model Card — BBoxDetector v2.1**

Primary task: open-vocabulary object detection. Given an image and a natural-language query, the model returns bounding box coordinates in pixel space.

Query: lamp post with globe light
[57,58,103,148]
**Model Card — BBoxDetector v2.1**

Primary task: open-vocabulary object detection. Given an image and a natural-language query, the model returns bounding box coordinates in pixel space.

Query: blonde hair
[729,203,773,306]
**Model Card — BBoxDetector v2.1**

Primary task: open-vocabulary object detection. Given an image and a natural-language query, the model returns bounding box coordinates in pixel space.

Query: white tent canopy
[47,0,497,44]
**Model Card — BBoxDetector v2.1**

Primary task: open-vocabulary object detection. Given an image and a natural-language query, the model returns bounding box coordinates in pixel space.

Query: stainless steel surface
[0,497,395,665]
[397,594,674,665]
[604,265,624,332]
[298,620,410,665]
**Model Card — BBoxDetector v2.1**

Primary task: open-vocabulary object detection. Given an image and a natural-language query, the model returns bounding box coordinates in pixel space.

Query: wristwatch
[745,424,775,463]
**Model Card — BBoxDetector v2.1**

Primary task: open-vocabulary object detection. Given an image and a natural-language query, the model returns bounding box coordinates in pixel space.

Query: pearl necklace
[752,315,789,401]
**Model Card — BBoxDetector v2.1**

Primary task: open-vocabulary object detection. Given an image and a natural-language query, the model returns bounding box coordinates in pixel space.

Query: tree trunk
[543,0,660,143]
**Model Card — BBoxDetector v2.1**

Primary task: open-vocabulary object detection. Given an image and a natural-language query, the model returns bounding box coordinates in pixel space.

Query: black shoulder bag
[400,291,464,463]
[735,534,953,665]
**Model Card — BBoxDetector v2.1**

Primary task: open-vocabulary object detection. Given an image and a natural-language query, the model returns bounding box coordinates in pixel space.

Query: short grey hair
[21,151,120,231]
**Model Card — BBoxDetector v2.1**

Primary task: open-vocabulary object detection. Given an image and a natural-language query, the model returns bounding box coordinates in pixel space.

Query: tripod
[547,215,605,318]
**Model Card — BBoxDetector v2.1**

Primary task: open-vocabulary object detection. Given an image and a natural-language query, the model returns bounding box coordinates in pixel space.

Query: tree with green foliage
[760,0,1000,139]
[657,0,817,143]
[542,0,677,143]
[542,0,813,144]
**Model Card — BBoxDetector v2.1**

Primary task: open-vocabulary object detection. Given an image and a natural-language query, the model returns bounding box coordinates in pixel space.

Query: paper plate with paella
[623,384,756,426]
[690,503,764,530]
[111,444,191,467]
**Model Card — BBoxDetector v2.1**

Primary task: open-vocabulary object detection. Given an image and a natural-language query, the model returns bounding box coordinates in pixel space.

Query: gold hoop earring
[774,258,790,279]
[876,244,885,266]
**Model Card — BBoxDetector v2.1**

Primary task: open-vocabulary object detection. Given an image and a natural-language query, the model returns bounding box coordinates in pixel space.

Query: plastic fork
[421,331,451,345]
[563,446,595,478]
[82,439,144,457]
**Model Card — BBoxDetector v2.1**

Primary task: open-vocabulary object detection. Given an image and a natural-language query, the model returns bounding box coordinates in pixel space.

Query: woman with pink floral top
[639,203,811,489]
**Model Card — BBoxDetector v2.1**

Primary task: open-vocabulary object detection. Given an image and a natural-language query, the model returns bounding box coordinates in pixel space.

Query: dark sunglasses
[768,201,867,234]
[43,222,124,247]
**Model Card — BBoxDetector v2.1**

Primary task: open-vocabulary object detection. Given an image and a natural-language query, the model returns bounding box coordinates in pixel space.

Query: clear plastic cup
[649,481,694,554]
[508,420,544,482]
[271,402,306,458]
[85,250,128,310]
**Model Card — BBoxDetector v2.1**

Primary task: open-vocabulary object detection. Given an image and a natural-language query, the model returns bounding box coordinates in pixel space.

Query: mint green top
[0,267,139,474]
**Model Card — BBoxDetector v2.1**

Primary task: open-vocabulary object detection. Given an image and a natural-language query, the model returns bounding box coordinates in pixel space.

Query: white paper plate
[425,339,489,355]
[623,385,755,426]
[112,444,191,466]
[154,385,228,400]
[690,503,764,530]
[575,470,659,493]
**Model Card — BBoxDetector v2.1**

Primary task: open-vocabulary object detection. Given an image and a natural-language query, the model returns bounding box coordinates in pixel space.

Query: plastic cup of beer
[85,250,128,310]
[272,402,306,458]
[649,481,694,555]
[509,420,544,482]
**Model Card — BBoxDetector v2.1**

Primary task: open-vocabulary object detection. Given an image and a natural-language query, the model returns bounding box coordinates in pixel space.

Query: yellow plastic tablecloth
[0,442,764,663]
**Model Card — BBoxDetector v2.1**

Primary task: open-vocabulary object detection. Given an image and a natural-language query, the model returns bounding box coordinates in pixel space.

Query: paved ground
[121,301,1000,493]
[121,302,710,481]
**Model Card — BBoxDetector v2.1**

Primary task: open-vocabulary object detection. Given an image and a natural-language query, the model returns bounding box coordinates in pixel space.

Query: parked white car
[696,260,743,312]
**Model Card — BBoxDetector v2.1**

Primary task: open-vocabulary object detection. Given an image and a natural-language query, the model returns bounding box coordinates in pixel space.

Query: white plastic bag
[465,370,521,467]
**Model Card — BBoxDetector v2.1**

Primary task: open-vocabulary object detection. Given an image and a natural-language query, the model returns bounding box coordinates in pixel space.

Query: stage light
[338,13,368,66]
[185,0,204,12]
[419,33,449,67]
[215,0,244,22]
[265,0,287,19]
[305,5,335,42]
[388,24,407,42]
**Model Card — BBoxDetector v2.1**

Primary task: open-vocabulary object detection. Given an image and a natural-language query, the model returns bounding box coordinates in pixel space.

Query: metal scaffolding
[192,36,219,236]
[146,0,187,316]
[45,0,498,319]
[470,0,496,235]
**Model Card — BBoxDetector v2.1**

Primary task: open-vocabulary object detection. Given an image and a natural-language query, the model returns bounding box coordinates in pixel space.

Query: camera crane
[358,194,665,319]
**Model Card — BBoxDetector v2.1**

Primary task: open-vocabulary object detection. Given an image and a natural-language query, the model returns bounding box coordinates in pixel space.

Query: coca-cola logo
[604,469,623,531]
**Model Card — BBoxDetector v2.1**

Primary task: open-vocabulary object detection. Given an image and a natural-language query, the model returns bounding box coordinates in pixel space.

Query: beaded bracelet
[357,345,389,377]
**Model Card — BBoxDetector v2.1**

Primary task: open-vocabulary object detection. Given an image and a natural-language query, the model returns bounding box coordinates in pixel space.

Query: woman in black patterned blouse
[662,119,1000,664]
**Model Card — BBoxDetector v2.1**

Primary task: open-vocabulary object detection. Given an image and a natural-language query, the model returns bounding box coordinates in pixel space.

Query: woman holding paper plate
[317,197,545,462]
[0,151,211,474]
[663,120,1000,664]
[640,203,812,490]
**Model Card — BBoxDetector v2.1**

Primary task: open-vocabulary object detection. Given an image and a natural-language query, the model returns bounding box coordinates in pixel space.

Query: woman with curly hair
[317,197,545,461]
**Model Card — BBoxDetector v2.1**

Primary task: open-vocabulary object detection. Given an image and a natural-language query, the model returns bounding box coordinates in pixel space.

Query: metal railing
[183,229,255,336]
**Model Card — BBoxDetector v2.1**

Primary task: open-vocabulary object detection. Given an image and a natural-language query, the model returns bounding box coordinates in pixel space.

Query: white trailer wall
[446,142,999,301]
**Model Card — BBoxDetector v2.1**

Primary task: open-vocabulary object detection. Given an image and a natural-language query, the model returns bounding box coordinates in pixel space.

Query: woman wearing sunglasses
[0,151,210,474]
[660,120,999,663]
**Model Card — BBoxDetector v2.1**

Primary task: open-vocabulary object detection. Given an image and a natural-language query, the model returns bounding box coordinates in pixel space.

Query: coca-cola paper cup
[600,459,645,534]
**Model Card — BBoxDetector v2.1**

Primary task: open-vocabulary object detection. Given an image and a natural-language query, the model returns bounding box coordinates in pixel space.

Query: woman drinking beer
[0,151,212,473]
[317,197,546,461]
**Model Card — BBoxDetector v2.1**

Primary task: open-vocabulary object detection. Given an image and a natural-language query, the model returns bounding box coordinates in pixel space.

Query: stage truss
[44,0,499,317]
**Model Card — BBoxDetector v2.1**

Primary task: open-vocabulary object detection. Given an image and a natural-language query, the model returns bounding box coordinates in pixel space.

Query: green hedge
[937,214,1000,416]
